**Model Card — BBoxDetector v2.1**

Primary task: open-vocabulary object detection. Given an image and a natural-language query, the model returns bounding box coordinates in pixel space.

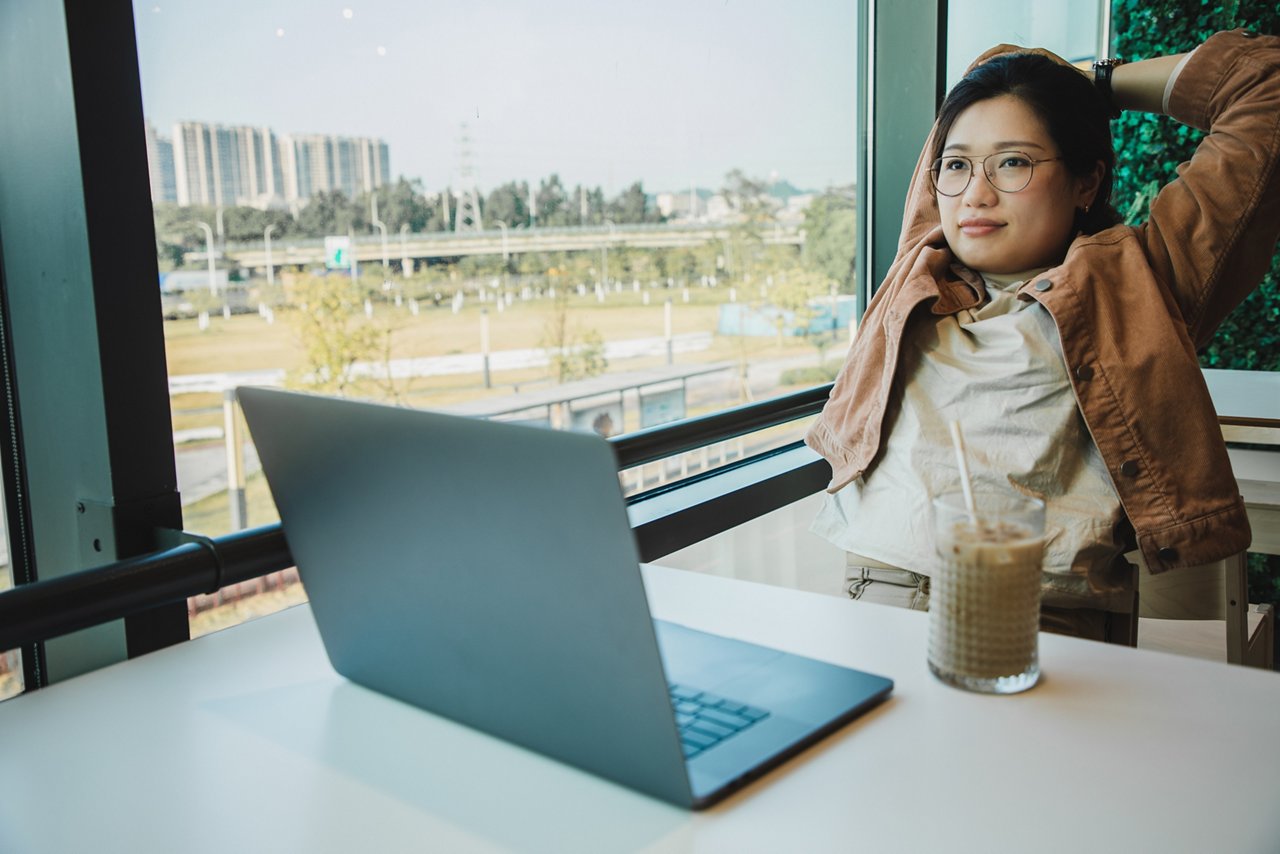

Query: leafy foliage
[156,172,668,271]
[801,189,857,294]
[370,177,439,233]
[285,273,392,395]
[607,181,663,225]
[769,268,831,342]
[484,180,532,228]
[539,288,608,384]
[1111,0,1280,372]
[295,189,364,237]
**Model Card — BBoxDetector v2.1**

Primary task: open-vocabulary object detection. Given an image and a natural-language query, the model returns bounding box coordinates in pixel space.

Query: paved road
[176,442,262,506]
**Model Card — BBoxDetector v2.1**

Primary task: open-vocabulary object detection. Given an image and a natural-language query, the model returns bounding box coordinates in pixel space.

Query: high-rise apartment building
[162,120,389,209]
[144,121,178,204]
[279,133,390,202]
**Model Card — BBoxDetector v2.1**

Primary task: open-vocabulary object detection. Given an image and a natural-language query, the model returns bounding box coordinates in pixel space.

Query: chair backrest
[1132,550,1261,666]
[1134,553,1234,621]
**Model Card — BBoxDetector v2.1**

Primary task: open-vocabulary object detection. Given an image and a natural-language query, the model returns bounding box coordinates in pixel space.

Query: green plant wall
[1111,0,1279,372]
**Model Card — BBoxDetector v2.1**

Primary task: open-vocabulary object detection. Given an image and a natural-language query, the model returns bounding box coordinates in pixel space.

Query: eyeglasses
[929,150,1064,196]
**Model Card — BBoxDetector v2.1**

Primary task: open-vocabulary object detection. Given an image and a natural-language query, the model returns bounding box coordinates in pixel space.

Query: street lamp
[480,307,492,389]
[370,194,390,285]
[263,223,276,292]
[602,218,617,289]
[495,220,509,264]
[399,223,411,279]
[195,220,217,295]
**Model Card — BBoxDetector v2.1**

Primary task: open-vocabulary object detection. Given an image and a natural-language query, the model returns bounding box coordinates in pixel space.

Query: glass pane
[134,1,858,632]
[0,487,23,702]
[946,0,1102,88]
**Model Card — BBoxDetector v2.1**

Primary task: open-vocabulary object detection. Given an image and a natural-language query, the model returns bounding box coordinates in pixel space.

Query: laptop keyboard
[668,683,771,758]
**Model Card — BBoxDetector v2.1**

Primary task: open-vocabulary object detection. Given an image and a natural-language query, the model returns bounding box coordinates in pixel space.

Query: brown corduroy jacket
[806,29,1280,574]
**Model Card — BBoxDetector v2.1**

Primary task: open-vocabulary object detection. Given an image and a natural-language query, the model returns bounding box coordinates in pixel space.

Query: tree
[221,206,295,242]
[769,268,830,346]
[285,272,392,395]
[540,288,607,383]
[802,189,857,294]
[536,174,570,226]
[722,169,775,232]
[363,177,433,233]
[608,181,657,224]
[720,170,778,284]
[296,190,364,237]
[484,180,530,228]
[566,184,604,226]
[152,202,208,269]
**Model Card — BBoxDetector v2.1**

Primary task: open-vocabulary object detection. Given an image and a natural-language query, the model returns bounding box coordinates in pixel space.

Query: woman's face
[937,94,1100,283]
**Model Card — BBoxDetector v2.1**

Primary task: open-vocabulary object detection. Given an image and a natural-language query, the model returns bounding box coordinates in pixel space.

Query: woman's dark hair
[932,52,1121,235]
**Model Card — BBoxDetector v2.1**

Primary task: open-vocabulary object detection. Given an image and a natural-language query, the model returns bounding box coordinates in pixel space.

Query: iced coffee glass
[929,492,1045,694]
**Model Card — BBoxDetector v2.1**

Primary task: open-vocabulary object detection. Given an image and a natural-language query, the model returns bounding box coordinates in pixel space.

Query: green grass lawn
[166,286,841,436]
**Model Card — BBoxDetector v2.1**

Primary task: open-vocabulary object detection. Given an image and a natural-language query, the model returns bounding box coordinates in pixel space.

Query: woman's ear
[1076,160,1105,209]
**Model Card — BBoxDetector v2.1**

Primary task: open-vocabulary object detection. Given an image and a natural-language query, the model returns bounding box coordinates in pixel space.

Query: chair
[1130,475,1278,669]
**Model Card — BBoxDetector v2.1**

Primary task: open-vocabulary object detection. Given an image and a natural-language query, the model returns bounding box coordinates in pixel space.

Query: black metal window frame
[0,0,190,689]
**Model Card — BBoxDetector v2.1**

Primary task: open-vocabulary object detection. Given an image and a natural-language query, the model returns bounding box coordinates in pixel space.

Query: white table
[2,565,1279,853]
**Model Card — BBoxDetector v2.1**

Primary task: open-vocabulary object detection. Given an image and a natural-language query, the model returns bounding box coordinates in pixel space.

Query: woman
[807,29,1280,642]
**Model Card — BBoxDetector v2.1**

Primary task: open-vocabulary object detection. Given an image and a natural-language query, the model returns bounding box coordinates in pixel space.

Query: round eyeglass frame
[929,150,1064,196]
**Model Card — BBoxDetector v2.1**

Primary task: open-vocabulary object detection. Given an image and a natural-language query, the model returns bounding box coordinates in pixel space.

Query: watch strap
[1092,58,1126,120]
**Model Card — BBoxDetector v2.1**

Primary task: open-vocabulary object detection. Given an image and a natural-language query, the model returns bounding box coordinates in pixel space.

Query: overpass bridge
[197,221,805,271]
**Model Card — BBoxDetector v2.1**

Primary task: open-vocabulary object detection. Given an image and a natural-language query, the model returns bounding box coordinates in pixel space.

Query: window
[133,0,860,634]
[945,0,1104,87]
[0,488,19,702]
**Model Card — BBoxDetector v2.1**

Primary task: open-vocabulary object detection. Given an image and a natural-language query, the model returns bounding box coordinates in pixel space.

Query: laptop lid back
[238,386,693,806]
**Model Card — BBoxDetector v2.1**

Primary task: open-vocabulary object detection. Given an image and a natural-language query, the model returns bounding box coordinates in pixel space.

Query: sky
[133,0,858,196]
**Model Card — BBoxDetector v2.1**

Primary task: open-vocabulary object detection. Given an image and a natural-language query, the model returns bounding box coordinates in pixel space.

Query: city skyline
[132,0,858,196]
[148,119,391,208]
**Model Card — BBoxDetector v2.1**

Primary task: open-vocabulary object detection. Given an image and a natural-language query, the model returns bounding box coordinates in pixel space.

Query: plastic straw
[948,420,978,523]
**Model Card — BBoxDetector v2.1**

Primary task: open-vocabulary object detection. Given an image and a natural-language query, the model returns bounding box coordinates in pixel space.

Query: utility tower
[453,123,483,232]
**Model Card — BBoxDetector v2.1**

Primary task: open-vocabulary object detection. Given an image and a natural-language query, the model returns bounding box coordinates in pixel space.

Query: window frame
[0,0,187,688]
[1,0,947,681]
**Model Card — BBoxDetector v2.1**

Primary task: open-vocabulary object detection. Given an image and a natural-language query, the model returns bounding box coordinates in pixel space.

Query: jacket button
[1034,279,1053,292]
[1075,364,1094,381]
[1119,459,1139,477]
[1158,547,1179,562]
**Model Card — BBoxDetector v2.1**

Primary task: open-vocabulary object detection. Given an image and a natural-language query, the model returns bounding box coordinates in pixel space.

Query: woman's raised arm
[1126,30,1280,347]
[1110,53,1189,115]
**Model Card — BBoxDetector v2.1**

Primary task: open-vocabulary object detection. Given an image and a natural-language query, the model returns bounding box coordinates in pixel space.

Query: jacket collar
[899,226,985,315]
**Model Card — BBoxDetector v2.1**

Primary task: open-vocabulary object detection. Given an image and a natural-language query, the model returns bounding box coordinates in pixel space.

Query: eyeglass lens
[931,151,1035,195]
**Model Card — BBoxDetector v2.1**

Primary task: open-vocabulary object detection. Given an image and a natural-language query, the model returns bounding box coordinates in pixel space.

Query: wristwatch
[1092,58,1126,119]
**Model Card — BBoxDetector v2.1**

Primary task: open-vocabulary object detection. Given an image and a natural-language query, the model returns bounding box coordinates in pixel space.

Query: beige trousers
[844,553,1137,645]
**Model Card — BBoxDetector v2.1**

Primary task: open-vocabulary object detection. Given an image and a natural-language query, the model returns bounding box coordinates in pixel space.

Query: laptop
[237,386,893,809]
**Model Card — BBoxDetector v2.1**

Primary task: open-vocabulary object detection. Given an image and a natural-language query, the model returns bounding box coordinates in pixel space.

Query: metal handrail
[611,383,831,469]
[0,384,832,652]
